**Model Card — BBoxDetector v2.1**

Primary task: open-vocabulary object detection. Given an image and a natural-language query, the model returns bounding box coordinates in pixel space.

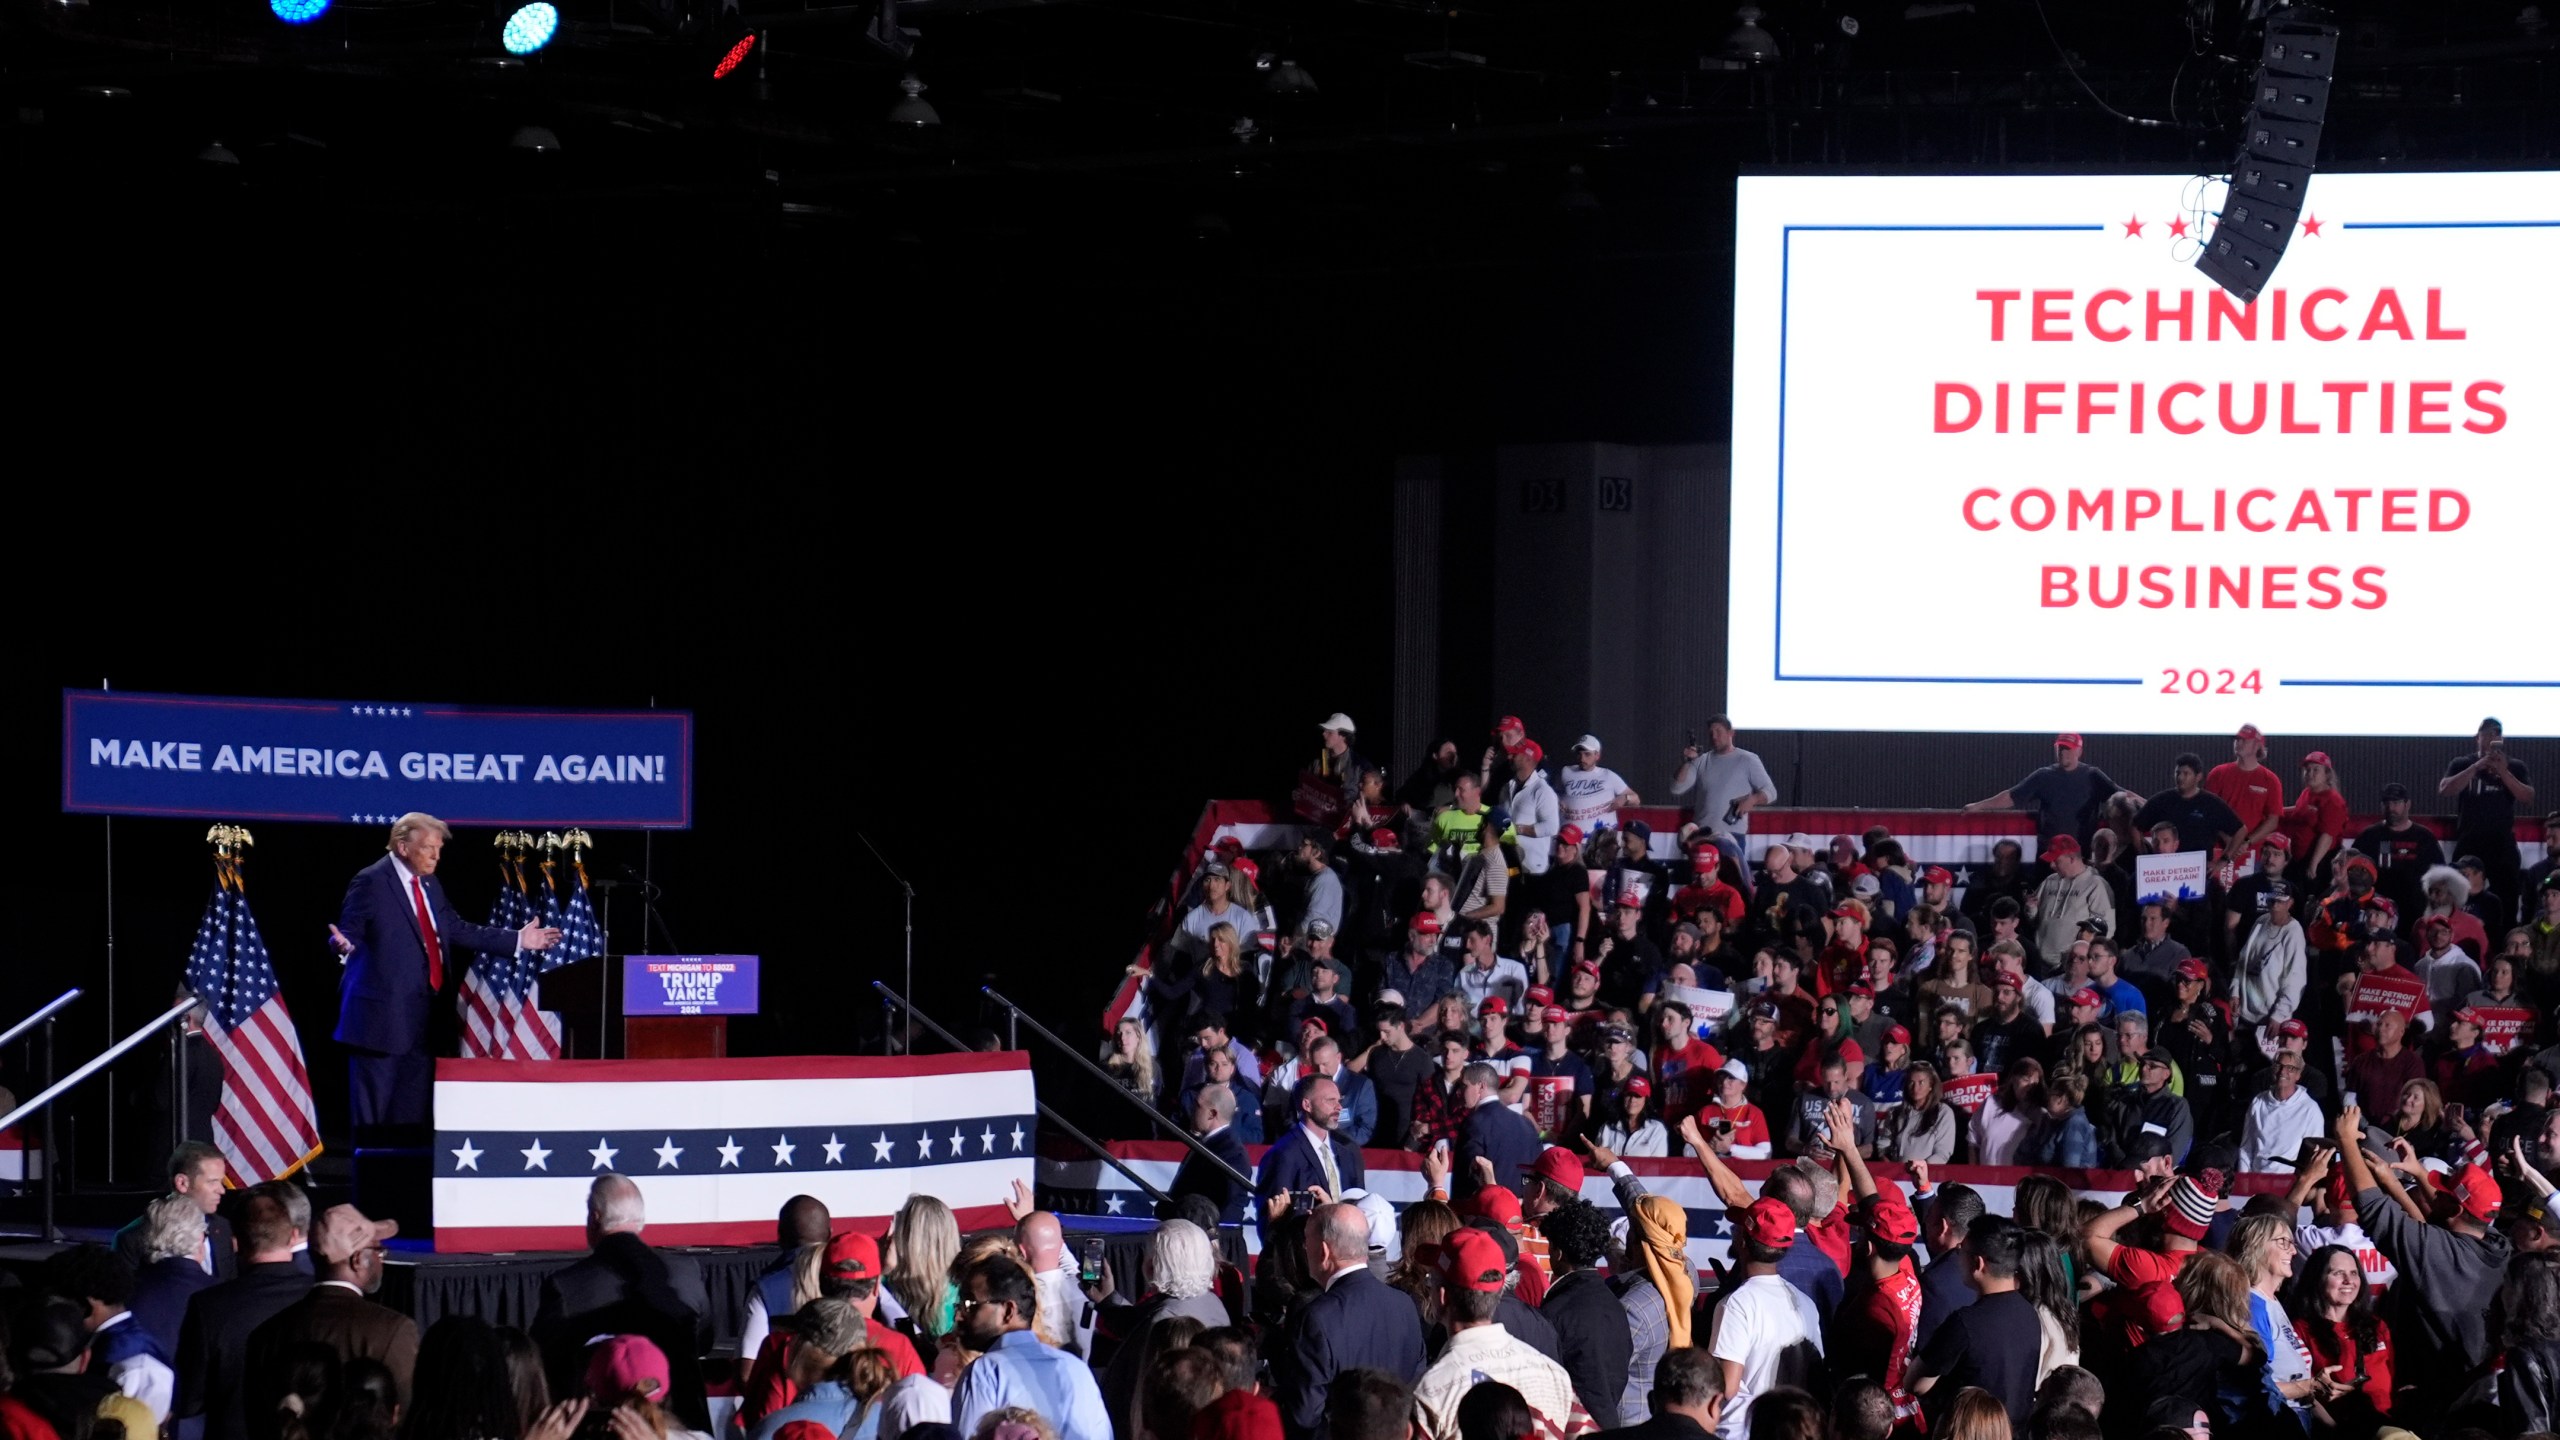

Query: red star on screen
[2300,214,2325,236]
[2122,214,2146,237]
[2167,215,2190,239]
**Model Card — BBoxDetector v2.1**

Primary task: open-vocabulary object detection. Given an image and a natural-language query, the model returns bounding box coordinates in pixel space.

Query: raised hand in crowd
[524,1397,590,1440]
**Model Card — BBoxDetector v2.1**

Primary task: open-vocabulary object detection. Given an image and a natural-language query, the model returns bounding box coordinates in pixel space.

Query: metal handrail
[869,982,1173,1209]
[0,998,195,1135]
[981,986,1255,1193]
[0,990,81,1051]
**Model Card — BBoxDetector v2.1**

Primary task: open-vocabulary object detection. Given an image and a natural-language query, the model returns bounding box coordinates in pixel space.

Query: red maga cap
[1527,1147,1586,1191]
[1741,1198,1798,1248]
[1868,1197,1921,1246]
[1425,1229,1510,1293]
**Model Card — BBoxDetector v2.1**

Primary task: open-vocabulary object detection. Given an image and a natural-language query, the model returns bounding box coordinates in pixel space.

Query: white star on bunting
[717,1136,743,1168]
[1104,1193,1125,1215]
[950,1126,965,1154]
[1010,1124,1026,1151]
[822,1135,846,1165]
[655,1138,684,1169]
[452,1139,482,1171]
[589,1138,619,1170]
[521,1138,552,1170]
[980,1127,996,1154]
[772,1136,796,1166]
[918,1133,934,1159]
[872,1133,896,1163]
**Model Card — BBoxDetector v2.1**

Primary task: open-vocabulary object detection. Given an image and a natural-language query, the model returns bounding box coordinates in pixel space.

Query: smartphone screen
[1079,1237,1105,1282]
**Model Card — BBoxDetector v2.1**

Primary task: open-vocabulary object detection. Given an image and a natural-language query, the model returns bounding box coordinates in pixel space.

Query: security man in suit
[328,813,561,1131]
[1253,1075,1366,1248]
[242,1204,419,1438]
[114,1142,238,1282]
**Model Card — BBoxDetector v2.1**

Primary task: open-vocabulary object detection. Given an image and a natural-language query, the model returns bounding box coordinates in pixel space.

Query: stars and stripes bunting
[184,854,322,1184]
[431,1053,1036,1252]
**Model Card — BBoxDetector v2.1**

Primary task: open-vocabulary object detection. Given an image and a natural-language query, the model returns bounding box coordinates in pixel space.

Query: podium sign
[622,956,760,1017]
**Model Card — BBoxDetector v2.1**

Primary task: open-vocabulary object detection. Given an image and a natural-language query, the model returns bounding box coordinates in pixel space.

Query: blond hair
[388,813,452,849]
[886,1195,960,1324]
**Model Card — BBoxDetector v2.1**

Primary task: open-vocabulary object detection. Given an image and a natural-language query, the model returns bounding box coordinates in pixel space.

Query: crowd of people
[4,714,2555,1440]
[1109,715,2554,1185]
[1054,711,2560,1439]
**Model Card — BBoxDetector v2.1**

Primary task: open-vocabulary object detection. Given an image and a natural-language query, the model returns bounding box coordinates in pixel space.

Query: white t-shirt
[1708,1273,1825,1440]
[2298,1220,2399,1291]
[2254,1290,2316,1419]
[1503,769,1561,874]
[1559,765,1632,832]
[875,1375,953,1438]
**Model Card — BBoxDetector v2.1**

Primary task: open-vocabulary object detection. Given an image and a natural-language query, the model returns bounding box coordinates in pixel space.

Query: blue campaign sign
[63,689,692,828]
[623,956,760,1016]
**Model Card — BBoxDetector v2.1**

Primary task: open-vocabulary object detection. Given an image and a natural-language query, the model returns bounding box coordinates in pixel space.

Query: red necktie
[412,877,445,992]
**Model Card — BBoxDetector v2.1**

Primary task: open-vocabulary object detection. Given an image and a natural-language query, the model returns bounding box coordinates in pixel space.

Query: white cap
[1719,1058,1751,1083]
[1377,988,1406,1010]
[1574,734,1603,753]
[1345,1188,1400,1260]
[1784,832,1818,852]
[1320,713,1357,734]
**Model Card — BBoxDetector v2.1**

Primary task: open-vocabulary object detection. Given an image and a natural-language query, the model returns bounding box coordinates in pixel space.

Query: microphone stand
[857,832,915,1053]
[591,878,617,1058]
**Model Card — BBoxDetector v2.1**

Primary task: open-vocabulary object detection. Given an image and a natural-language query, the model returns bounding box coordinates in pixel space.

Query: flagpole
[857,832,915,1054]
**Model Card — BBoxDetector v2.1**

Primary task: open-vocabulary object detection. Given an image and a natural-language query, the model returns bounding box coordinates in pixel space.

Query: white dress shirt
[2241,1085,2326,1174]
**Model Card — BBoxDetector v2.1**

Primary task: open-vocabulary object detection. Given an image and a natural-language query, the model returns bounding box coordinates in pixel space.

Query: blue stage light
[502,2,559,54]
[271,0,330,25]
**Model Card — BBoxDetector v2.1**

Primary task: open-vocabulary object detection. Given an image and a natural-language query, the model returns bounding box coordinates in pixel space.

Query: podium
[541,955,759,1060]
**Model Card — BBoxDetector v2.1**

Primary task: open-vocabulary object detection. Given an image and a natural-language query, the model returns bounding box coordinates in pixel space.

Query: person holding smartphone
[2441,717,2537,924]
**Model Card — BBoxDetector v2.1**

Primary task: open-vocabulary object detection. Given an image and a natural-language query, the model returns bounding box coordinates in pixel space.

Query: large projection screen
[1727,171,2558,736]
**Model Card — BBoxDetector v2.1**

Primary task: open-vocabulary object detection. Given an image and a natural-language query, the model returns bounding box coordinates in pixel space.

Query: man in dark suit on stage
[1276,1201,1423,1440]
[533,1175,712,1430]
[1253,1076,1365,1246]
[1170,1079,1254,1227]
[328,813,561,1131]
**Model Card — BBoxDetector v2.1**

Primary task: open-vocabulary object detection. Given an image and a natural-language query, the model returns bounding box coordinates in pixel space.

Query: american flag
[556,857,606,966]
[185,863,323,1183]
[460,849,563,1059]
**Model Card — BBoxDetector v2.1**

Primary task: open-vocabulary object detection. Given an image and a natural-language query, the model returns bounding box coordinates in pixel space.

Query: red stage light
[713,34,755,78]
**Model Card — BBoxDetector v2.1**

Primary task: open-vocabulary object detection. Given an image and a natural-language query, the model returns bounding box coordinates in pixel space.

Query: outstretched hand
[1825,1098,1859,1143]
[2514,1138,2557,1198]
[328,924,355,958]
[523,1398,589,1440]
[520,921,564,951]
